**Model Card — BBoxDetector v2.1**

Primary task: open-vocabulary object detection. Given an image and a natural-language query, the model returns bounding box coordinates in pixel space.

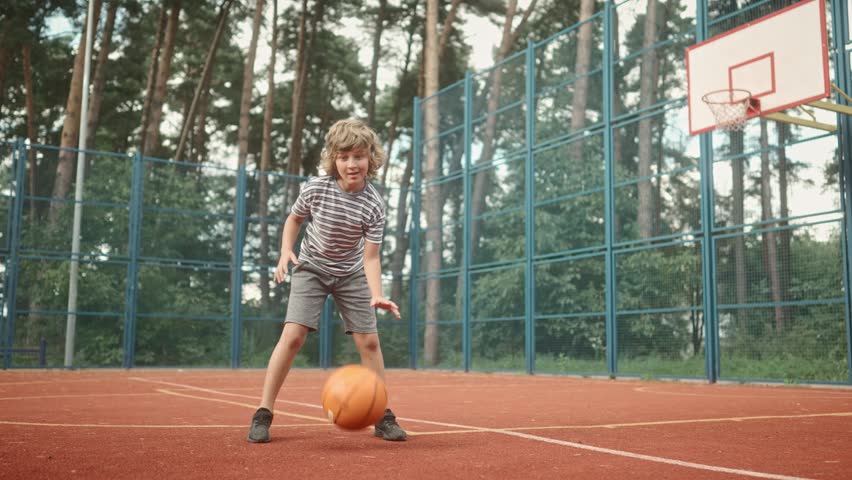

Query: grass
[416,352,849,383]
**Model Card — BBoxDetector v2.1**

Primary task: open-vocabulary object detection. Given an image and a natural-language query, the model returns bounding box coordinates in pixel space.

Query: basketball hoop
[701,89,756,131]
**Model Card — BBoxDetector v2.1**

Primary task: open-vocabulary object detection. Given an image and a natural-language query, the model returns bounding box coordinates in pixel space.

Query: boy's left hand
[371,297,401,319]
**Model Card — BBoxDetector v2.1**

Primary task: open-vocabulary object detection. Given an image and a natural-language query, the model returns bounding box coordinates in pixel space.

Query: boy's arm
[274,213,305,283]
[363,241,401,318]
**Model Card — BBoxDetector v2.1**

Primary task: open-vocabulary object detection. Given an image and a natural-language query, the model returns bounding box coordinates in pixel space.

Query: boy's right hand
[274,251,300,283]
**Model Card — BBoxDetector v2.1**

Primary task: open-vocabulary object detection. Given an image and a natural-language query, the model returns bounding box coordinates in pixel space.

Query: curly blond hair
[319,118,386,179]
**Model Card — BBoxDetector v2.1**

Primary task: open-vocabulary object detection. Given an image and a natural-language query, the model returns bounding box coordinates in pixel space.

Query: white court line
[0,420,309,428]
[634,385,852,398]
[130,377,814,480]
[0,393,162,401]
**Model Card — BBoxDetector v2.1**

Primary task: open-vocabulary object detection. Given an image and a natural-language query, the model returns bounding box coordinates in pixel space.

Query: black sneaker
[374,408,407,441]
[247,407,273,443]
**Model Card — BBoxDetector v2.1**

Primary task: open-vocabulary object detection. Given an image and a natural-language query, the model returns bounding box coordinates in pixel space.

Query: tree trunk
[24,38,44,344]
[425,0,535,364]
[379,10,417,186]
[192,80,212,164]
[386,7,420,303]
[569,0,595,163]
[389,151,415,304]
[759,120,783,329]
[258,0,278,311]
[636,0,659,239]
[0,29,9,119]
[468,0,536,269]
[23,44,37,215]
[417,0,463,98]
[611,10,623,240]
[287,0,324,205]
[49,0,102,225]
[691,244,704,355]
[422,0,442,366]
[237,0,264,167]
[367,0,388,127]
[775,122,792,324]
[85,1,118,149]
[175,0,233,162]
[139,5,167,155]
[142,1,180,157]
[21,44,44,338]
[731,130,747,305]
[654,125,663,236]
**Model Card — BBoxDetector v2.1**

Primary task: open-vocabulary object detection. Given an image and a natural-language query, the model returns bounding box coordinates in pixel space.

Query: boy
[247,118,407,443]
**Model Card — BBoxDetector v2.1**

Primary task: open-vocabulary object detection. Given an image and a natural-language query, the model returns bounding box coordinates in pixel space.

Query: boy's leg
[248,262,329,443]
[352,333,406,441]
[248,322,309,443]
[335,265,408,442]
[260,322,311,410]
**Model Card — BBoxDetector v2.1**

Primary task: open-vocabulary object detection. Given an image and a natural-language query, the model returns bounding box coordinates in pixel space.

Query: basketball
[321,364,388,430]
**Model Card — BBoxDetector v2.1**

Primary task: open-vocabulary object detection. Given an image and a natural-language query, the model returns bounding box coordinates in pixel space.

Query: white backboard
[686,0,830,135]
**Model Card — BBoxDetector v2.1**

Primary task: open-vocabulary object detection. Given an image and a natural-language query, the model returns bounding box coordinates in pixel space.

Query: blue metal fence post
[409,98,423,369]
[603,0,617,376]
[123,152,144,368]
[524,40,536,374]
[829,0,852,384]
[0,141,12,368]
[463,72,473,372]
[3,139,26,368]
[231,163,248,368]
[696,0,719,383]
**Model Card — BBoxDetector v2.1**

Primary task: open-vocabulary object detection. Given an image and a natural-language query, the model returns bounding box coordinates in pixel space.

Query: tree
[49,0,102,225]
[142,0,180,157]
[367,0,388,126]
[85,1,119,149]
[758,119,782,329]
[568,0,595,163]
[237,0,265,168]
[636,0,659,239]
[386,0,460,311]
[422,0,442,365]
[174,0,234,162]
[258,0,279,310]
[468,0,536,263]
[287,0,326,205]
[731,131,747,305]
[775,122,792,325]
[139,5,167,155]
[22,43,37,214]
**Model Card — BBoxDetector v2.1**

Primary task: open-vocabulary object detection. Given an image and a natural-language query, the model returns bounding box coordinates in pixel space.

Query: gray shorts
[284,260,377,334]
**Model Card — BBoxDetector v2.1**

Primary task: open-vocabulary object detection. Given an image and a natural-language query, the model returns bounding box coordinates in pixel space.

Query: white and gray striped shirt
[291,176,386,276]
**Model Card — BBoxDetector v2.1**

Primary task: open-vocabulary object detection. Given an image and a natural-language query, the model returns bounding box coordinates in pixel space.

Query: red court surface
[1,368,851,479]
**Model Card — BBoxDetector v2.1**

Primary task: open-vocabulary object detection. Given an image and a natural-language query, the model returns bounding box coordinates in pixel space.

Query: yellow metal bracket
[762,112,837,132]
[761,83,851,131]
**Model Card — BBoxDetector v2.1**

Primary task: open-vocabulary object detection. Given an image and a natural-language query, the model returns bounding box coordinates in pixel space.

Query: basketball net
[701,88,754,131]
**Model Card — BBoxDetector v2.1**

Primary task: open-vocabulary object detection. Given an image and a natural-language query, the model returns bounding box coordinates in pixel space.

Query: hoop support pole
[807,100,852,116]
[763,112,837,132]
[831,82,852,103]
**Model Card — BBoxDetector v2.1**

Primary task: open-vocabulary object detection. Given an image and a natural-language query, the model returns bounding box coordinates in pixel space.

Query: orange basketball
[321,364,388,430]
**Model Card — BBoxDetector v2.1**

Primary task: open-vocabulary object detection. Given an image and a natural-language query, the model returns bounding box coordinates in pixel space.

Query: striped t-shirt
[291,176,386,276]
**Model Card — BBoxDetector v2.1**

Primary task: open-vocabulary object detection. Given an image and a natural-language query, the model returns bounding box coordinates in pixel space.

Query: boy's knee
[355,334,381,353]
[279,326,307,350]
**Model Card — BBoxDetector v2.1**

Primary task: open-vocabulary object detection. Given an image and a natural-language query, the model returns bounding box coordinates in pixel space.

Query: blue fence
[409,0,852,384]
[0,141,412,369]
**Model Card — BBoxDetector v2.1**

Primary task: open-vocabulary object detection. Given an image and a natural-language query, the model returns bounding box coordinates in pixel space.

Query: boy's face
[335,148,370,192]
